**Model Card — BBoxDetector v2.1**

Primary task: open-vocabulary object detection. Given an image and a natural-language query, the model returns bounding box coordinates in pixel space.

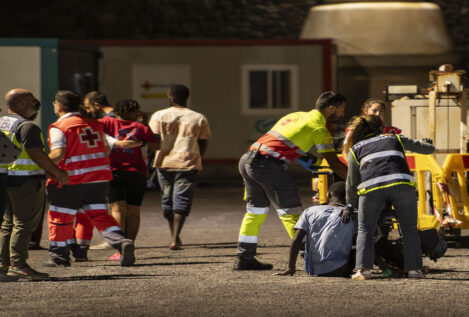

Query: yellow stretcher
[313,153,469,233]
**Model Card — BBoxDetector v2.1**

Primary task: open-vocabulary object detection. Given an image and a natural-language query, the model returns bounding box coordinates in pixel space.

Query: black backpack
[374,228,447,274]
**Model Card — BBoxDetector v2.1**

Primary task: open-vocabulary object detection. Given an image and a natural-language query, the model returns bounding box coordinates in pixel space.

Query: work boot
[120,242,135,267]
[43,258,71,268]
[74,257,89,262]
[233,256,273,270]
[8,263,49,281]
[29,242,46,250]
[70,243,89,261]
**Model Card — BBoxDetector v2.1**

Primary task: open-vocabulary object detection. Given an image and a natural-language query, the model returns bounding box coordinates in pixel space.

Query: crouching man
[274,182,356,277]
[44,90,135,268]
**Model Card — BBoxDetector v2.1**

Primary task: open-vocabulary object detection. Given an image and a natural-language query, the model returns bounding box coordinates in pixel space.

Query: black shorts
[108,170,146,206]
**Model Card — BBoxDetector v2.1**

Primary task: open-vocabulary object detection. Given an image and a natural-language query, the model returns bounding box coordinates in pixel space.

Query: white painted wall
[99,44,327,165]
[0,47,41,123]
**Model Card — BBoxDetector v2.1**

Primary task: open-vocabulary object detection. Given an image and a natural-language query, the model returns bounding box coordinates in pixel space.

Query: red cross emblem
[79,127,101,148]
[141,80,151,91]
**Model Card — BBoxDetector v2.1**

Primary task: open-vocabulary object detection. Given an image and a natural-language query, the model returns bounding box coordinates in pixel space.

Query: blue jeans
[355,184,423,271]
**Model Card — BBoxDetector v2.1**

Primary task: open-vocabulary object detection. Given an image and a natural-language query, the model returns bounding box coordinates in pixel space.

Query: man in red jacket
[44,90,135,268]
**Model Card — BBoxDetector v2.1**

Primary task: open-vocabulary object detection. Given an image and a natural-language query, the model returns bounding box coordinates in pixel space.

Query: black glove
[421,138,433,144]
[341,204,355,223]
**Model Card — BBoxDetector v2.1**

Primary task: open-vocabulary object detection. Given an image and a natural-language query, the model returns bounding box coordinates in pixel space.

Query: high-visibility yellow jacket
[0,114,44,177]
[250,109,335,162]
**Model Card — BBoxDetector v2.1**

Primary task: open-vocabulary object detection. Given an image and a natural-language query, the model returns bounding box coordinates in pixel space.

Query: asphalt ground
[1,181,469,316]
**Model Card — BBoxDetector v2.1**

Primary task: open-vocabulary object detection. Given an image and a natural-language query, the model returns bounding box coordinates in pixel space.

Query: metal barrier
[406,154,445,231]
[442,154,469,229]
[313,154,451,231]
[312,156,346,204]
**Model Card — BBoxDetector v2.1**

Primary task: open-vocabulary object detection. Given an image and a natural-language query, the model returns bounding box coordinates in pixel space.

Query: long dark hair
[343,114,384,154]
[361,98,385,114]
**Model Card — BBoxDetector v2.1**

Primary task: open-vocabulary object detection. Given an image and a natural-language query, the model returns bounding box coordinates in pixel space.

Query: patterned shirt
[99,116,157,175]
[149,106,211,171]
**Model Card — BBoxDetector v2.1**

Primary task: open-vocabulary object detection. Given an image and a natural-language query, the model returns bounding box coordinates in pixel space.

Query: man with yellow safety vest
[0,89,69,281]
[234,91,348,270]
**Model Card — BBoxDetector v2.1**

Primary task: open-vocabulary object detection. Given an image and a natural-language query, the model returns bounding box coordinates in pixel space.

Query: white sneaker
[89,242,112,250]
[407,270,425,279]
[351,269,372,280]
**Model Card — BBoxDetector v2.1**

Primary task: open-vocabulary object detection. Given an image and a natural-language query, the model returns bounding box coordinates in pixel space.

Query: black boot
[70,243,89,262]
[42,258,71,268]
[233,256,273,270]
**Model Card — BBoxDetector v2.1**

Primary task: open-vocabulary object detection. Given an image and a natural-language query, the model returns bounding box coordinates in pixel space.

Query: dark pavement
[1,182,469,316]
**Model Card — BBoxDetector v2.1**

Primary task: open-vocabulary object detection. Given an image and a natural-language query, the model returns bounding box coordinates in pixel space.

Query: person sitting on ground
[273,181,356,277]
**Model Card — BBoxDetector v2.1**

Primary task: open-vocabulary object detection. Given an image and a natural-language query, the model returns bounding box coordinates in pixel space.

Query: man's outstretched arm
[321,152,347,180]
[273,229,307,276]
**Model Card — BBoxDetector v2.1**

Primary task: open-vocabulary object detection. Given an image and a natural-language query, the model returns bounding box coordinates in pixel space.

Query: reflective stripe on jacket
[47,114,112,185]
[350,134,415,195]
[249,109,335,161]
[0,114,44,176]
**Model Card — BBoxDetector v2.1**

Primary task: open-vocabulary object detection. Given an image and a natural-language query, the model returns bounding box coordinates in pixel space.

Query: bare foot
[169,243,183,251]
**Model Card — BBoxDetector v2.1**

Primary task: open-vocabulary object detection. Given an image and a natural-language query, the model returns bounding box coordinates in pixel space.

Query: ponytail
[342,114,384,156]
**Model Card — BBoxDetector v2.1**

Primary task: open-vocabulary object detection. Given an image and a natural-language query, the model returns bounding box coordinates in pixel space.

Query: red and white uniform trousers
[47,182,131,264]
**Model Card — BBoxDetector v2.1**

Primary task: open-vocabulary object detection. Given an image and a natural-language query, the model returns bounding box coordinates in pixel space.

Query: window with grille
[242,65,298,115]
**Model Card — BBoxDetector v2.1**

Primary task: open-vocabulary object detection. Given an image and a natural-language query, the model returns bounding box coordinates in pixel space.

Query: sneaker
[233,256,273,270]
[109,252,120,261]
[120,242,135,267]
[90,242,113,250]
[408,270,426,279]
[43,259,71,268]
[0,271,18,282]
[351,269,372,280]
[8,264,49,280]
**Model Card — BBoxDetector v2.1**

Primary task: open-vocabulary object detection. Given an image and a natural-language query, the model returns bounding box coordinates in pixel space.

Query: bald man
[0,89,68,282]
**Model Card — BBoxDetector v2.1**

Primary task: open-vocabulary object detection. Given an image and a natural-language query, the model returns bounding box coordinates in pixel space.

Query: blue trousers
[156,169,198,218]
